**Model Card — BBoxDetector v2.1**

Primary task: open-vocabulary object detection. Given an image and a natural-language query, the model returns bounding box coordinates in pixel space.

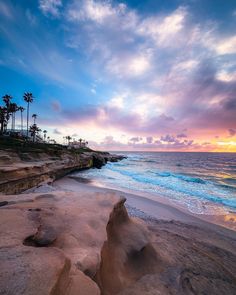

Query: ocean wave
[223,177,236,184]
[109,165,206,185]
[216,183,236,191]
[144,159,158,163]
[154,171,206,184]
[130,174,236,209]
[107,167,236,209]
[216,178,236,190]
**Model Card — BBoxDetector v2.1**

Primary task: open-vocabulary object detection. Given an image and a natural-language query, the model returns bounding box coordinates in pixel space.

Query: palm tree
[65,135,72,145]
[2,94,12,108]
[18,106,25,134]
[43,130,47,142]
[32,113,37,124]
[0,107,7,134]
[23,92,34,138]
[29,123,41,142]
[2,94,12,131]
[9,103,18,131]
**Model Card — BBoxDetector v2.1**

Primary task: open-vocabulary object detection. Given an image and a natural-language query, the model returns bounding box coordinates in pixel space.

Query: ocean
[74,152,236,215]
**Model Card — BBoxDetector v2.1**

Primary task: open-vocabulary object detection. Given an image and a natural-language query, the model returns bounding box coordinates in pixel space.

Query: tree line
[0,93,88,147]
[0,93,47,142]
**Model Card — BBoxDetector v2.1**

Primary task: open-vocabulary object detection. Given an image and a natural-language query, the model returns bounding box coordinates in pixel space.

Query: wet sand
[53,176,236,235]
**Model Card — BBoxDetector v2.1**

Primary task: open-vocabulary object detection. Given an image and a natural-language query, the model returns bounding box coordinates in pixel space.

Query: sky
[0,0,236,151]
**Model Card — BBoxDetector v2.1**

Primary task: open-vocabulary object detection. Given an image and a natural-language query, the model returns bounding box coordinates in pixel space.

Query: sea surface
[75,152,236,215]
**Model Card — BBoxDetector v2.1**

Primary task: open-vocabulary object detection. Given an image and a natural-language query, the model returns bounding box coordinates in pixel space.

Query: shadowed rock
[0,201,8,207]
[95,197,161,294]
[24,225,57,247]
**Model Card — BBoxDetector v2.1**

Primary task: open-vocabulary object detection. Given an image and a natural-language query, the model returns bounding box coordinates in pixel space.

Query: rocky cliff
[0,148,125,194]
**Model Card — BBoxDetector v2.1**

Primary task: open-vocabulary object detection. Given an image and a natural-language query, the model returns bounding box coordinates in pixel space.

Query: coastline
[1,147,236,294]
[0,145,125,194]
[1,172,236,294]
[53,175,236,233]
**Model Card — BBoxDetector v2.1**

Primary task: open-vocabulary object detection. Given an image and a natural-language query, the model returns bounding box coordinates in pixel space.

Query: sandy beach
[1,173,236,294]
[53,175,236,233]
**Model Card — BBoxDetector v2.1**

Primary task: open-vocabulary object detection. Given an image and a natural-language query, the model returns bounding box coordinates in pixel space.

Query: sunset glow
[0,0,235,151]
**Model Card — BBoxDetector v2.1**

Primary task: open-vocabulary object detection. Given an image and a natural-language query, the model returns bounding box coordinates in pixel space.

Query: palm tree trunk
[13,113,14,131]
[0,121,3,134]
[27,102,29,137]
[11,114,14,131]
[21,111,23,134]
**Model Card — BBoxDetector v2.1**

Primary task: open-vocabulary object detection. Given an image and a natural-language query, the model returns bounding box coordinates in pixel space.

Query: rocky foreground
[0,146,125,194]
[1,146,236,294]
[0,189,236,295]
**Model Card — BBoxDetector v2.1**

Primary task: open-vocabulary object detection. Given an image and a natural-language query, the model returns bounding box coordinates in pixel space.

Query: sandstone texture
[0,190,236,295]
[95,198,236,295]
[0,148,125,194]
[0,190,120,295]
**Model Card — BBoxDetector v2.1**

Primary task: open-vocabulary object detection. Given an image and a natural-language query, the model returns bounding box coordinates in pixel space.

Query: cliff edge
[0,142,125,194]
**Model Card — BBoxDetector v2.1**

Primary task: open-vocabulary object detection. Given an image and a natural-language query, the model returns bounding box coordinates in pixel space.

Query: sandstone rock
[0,190,121,295]
[0,201,8,207]
[95,197,162,295]
[92,154,106,169]
[0,149,125,194]
[1,183,234,295]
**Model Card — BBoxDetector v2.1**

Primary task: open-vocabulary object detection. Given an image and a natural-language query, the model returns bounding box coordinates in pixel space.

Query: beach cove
[1,148,236,295]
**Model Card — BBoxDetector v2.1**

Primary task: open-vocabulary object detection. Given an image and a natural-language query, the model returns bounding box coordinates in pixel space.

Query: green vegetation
[0,93,42,142]
[0,136,94,155]
[0,92,90,150]
[23,92,33,137]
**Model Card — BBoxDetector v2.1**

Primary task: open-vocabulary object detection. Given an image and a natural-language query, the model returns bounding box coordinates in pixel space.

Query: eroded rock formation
[95,198,236,295]
[0,149,125,194]
[95,197,162,294]
[0,190,235,294]
[0,191,121,295]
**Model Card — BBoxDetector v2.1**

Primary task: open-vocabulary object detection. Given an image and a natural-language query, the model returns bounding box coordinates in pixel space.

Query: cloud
[0,1,13,19]
[146,136,153,144]
[61,102,178,136]
[89,133,199,151]
[129,137,142,143]
[228,128,236,137]
[100,135,126,149]
[53,128,62,134]
[177,133,187,138]
[67,0,117,24]
[106,53,151,78]
[215,35,236,55]
[160,134,176,143]
[39,0,62,17]
[51,100,61,112]
[26,9,37,25]
[216,71,236,82]
[1,0,236,151]
[137,7,187,47]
